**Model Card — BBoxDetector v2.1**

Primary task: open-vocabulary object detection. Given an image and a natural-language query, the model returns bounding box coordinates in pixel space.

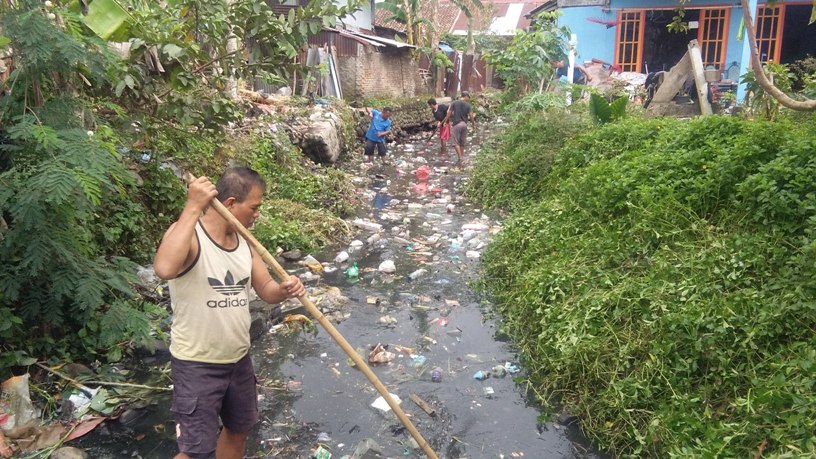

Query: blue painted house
[532,0,816,96]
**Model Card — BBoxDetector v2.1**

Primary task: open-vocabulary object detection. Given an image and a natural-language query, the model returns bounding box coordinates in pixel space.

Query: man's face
[382,111,391,120]
[429,103,438,110]
[229,185,264,228]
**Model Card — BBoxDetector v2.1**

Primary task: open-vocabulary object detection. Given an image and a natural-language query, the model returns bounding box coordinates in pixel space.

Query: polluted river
[78,123,602,459]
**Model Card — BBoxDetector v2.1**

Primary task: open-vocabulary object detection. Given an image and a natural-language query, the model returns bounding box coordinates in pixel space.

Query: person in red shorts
[427,98,450,155]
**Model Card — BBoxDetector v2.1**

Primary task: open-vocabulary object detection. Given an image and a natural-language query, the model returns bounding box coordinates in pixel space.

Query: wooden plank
[651,53,691,104]
[688,40,713,116]
[409,393,436,417]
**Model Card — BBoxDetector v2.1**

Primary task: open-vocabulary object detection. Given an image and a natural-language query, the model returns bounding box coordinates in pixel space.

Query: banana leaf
[82,0,131,41]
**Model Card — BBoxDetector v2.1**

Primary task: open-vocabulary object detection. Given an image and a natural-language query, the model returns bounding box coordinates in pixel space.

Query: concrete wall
[557,0,748,71]
[338,46,423,101]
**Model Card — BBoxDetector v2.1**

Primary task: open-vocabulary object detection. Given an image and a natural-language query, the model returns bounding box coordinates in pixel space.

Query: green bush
[242,134,353,252]
[477,115,816,457]
[467,110,589,210]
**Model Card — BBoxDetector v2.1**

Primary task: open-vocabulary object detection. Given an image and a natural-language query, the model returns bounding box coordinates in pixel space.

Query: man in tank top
[154,166,305,459]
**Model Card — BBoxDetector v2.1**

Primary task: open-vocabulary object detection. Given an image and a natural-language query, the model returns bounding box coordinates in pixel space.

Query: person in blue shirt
[364,107,393,164]
[551,60,592,85]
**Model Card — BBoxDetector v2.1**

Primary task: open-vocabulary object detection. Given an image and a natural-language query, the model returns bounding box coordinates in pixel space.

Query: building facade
[545,0,815,97]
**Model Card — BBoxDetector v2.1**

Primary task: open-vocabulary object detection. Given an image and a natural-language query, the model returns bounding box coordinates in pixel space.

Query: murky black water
[78,125,602,458]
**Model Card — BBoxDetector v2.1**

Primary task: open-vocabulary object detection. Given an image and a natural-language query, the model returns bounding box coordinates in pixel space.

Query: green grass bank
[468,112,816,457]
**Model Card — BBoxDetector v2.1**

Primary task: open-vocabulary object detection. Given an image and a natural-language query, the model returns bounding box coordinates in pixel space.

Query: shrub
[477,115,816,457]
[466,110,589,209]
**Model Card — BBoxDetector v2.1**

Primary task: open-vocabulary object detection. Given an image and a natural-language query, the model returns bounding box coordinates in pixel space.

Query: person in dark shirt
[551,60,592,85]
[442,91,475,165]
[427,98,450,155]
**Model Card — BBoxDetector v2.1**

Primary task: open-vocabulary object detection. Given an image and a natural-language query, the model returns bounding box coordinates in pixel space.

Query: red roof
[375,2,461,35]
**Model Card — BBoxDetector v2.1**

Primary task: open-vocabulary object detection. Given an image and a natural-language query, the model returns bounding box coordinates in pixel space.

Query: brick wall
[338,46,426,100]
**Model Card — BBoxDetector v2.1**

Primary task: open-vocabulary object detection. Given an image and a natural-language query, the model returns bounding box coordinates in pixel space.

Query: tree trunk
[466,14,475,55]
[741,0,816,111]
[405,0,414,46]
[429,0,438,49]
[225,0,239,100]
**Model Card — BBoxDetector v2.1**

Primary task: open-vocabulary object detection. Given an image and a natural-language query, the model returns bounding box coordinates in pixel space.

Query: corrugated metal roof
[325,27,416,49]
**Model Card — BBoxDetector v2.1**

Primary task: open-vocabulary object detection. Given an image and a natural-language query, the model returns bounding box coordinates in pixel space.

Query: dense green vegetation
[469,109,816,457]
[0,1,356,371]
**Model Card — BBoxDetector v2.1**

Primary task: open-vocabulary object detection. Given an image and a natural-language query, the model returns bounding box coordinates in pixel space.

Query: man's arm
[251,249,305,304]
[442,105,453,124]
[576,64,592,82]
[378,120,392,138]
[366,107,373,120]
[153,177,216,280]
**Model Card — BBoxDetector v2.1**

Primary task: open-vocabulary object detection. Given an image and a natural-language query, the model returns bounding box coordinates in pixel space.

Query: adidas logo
[208,271,250,296]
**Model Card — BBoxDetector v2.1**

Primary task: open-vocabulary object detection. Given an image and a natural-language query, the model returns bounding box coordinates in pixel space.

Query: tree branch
[741,0,816,111]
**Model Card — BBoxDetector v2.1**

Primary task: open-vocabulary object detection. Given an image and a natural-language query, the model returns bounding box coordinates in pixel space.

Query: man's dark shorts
[451,121,468,148]
[364,139,387,157]
[171,354,258,457]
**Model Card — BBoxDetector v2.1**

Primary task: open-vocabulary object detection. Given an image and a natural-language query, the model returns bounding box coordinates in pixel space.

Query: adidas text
[207,298,248,308]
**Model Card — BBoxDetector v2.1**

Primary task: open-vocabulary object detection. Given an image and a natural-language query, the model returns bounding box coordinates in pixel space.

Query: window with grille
[755,5,784,63]
[615,11,644,73]
[698,8,730,69]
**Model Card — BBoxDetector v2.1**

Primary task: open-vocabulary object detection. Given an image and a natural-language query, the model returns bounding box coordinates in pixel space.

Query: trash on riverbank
[415,165,431,181]
[312,444,332,459]
[368,344,395,364]
[334,251,349,264]
[303,255,324,273]
[431,367,443,383]
[370,394,402,413]
[352,219,382,232]
[351,438,385,459]
[410,355,427,367]
[408,268,426,280]
[1,375,38,431]
[409,394,436,417]
[378,260,396,273]
[473,371,491,381]
[379,315,398,325]
[344,262,359,278]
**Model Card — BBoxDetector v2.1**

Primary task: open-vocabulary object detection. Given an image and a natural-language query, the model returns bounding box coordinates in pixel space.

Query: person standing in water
[427,98,450,155]
[443,91,475,165]
[364,106,393,164]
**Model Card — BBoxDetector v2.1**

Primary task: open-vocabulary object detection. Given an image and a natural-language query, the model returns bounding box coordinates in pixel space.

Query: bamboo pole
[186,174,439,459]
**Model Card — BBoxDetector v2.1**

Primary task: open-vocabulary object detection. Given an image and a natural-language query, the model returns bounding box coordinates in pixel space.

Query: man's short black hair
[427,98,437,106]
[216,166,266,203]
[383,107,392,113]
[461,91,470,98]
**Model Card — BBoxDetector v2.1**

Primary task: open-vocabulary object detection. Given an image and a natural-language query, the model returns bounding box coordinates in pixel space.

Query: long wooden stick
[189,174,439,459]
